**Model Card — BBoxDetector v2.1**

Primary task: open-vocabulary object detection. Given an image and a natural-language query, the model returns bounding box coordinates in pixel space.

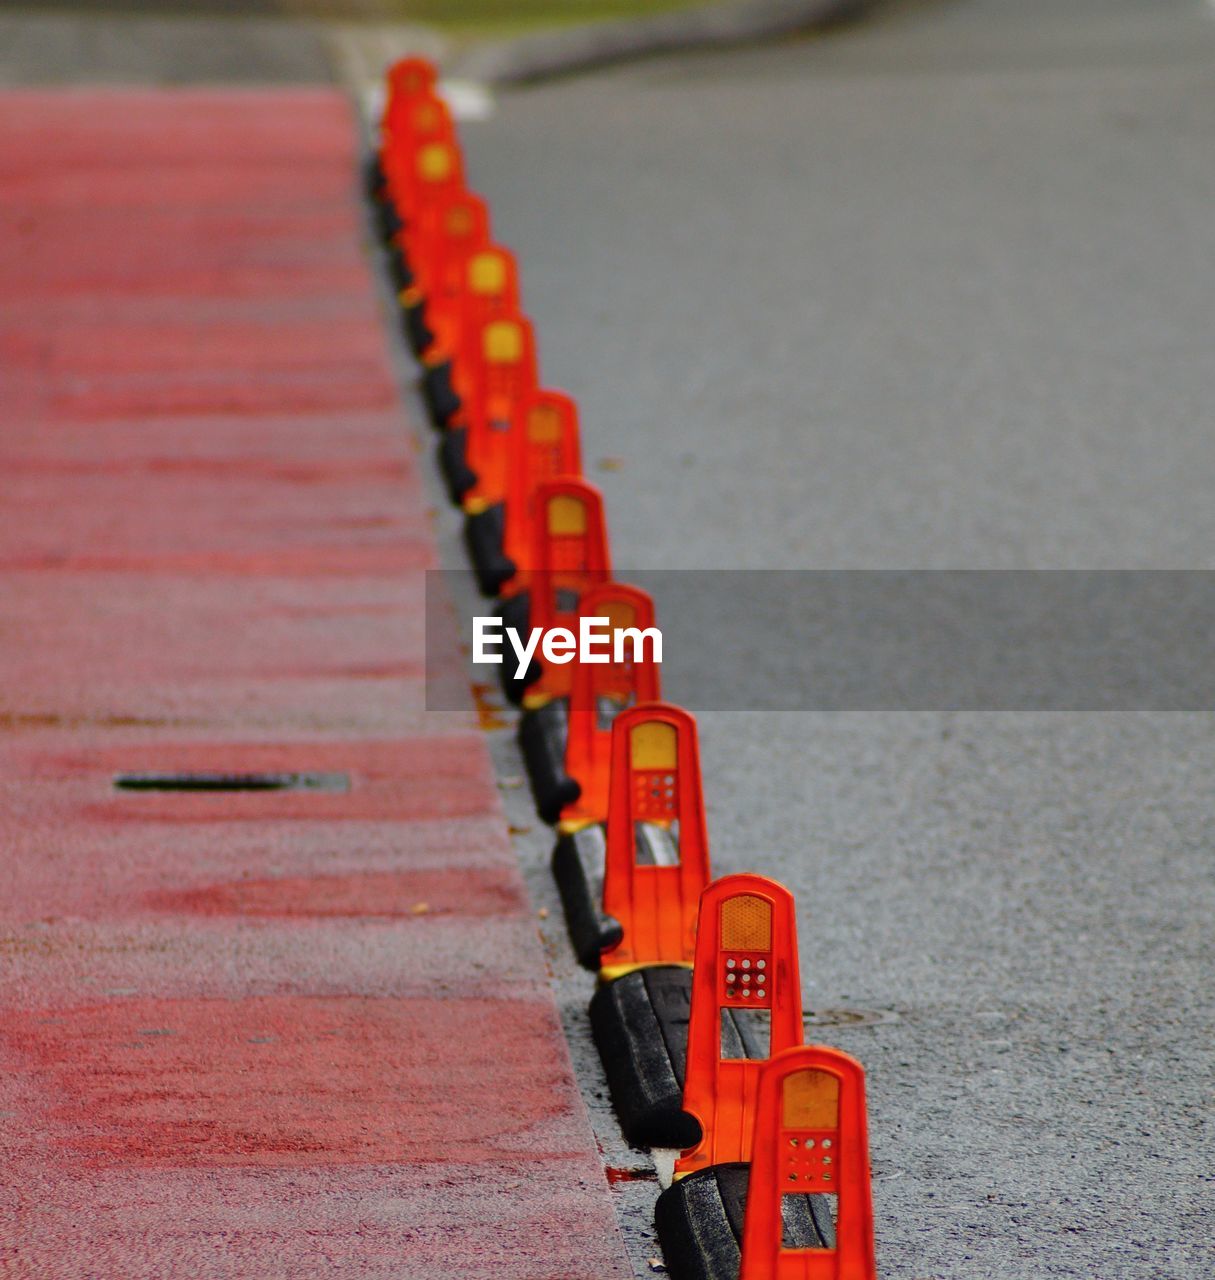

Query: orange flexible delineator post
[501,388,582,579]
[385,115,461,219]
[433,242,521,380]
[396,179,480,365]
[433,191,492,289]
[463,387,581,598]
[514,477,612,705]
[394,131,467,257]
[460,313,540,511]
[559,585,662,831]
[382,92,452,198]
[675,874,804,1177]
[739,1046,877,1280]
[375,59,439,197]
[403,188,488,297]
[598,703,710,979]
[381,57,438,137]
[420,231,509,432]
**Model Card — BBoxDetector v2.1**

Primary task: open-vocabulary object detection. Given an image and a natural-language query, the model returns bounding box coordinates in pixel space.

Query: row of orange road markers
[367,57,880,1280]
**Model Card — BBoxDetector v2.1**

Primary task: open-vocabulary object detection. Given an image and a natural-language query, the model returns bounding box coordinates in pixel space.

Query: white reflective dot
[741,960,751,970]
[726,959,736,969]
[756,960,766,970]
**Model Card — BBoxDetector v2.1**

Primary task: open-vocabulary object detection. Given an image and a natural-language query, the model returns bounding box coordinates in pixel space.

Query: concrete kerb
[445,0,874,87]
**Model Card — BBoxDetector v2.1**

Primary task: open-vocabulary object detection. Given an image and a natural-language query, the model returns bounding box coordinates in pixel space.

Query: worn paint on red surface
[9,995,577,1167]
[151,867,526,918]
[0,89,630,1279]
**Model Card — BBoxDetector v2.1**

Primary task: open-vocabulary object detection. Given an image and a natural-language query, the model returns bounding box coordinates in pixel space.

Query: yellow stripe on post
[417,142,453,182]
[630,721,677,770]
[469,252,507,295]
[782,1068,840,1130]
[527,400,562,443]
[547,493,587,535]
[484,319,523,363]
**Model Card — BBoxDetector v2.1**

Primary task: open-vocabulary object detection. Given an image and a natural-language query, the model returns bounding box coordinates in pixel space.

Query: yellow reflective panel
[546,494,586,536]
[418,143,453,182]
[484,320,523,363]
[469,252,507,295]
[782,1069,840,1130]
[445,205,473,236]
[602,601,637,631]
[630,721,677,770]
[721,894,772,951]
[527,401,562,443]
[412,101,440,131]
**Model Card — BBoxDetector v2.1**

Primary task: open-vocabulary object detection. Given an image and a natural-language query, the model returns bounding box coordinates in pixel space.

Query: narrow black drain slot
[113,772,350,793]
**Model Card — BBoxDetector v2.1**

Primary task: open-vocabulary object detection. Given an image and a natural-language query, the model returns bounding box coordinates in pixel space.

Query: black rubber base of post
[464,502,517,598]
[438,426,477,507]
[550,823,620,968]
[590,966,777,1149]
[518,697,577,823]
[386,247,413,294]
[655,1165,835,1280]
[421,358,461,428]
[363,153,385,201]
[371,193,402,244]
[402,297,433,357]
[589,966,701,1150]
[495,591,541,705]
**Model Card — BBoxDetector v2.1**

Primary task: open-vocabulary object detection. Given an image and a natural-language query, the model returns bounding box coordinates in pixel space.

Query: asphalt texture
[0,9,333,85]
[438,2,1215,1277]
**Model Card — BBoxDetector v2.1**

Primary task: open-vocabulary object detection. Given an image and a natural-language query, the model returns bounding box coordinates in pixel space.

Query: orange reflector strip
[547,494,587,535]
[781,1068,839,1131]
[721,894,773,951]
[445,204,474,236]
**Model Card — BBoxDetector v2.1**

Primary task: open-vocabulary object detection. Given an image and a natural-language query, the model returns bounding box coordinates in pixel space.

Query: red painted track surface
[0,90,630,1280]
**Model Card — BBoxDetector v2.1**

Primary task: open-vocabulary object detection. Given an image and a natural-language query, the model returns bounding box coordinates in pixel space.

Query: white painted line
[652,1147,678,1190]
[362,82,386,128]
[438,78,496,122]
[325,23,452,123]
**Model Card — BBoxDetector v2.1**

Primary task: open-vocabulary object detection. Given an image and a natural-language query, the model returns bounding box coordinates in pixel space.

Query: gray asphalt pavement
[0,7,332,84]
[445,3,1215,1276]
